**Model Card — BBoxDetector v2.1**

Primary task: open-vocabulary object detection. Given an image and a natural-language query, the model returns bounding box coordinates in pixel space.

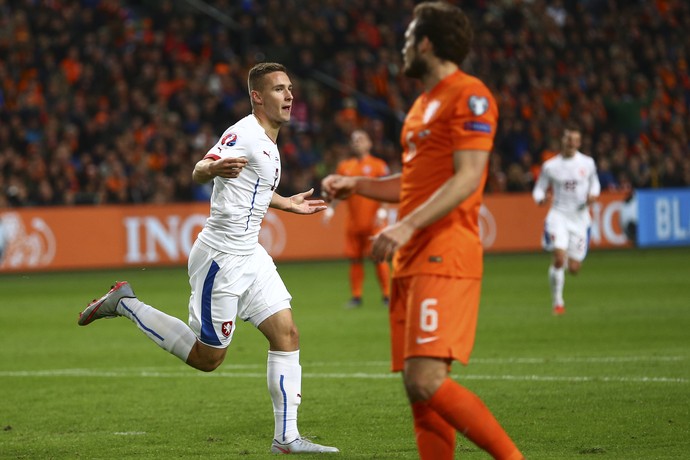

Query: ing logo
[0,213,56,269]
[258,211,286,256]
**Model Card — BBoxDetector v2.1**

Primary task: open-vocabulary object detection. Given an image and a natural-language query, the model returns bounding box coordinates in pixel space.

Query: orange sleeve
[449,81,498,152]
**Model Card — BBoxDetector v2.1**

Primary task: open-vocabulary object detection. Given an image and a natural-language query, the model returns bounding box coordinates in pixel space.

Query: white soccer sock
[548,265,565,307]
[116,297,196,362]
[267,350,302,443]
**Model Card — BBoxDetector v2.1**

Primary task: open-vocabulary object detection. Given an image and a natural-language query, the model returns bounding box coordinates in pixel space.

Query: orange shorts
[344,230,375,260]
[389,275,481,372]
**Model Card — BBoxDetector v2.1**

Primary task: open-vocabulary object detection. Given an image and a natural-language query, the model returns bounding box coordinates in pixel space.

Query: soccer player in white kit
[532,124,600,315]
[77,63,339,454]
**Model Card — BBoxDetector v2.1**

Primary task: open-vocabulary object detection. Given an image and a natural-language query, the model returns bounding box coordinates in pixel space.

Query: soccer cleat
[78,281,135,326]
[382,296,390,307]
[271,437,339,454]
[345,297,362,309]
[552,305,566,316]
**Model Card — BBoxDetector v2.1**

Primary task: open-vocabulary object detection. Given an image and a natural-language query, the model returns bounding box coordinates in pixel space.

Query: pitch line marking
[312,356,686,366]
[0,369,686,384]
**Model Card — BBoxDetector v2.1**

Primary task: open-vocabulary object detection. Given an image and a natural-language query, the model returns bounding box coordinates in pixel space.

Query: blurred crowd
[1,0,689,207]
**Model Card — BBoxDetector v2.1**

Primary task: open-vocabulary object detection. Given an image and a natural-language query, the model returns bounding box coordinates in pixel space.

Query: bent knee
[187,341,226,372]
[404,373,444,402]
[283,324,300,348]
[197,357,224,372]
[269,324,300,351]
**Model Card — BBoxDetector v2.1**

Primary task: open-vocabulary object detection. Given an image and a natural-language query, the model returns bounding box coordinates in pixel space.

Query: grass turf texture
[1,247,688,459]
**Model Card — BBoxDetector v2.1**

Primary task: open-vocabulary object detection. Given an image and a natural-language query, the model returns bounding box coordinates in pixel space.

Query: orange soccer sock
[411,401,456,460]
[350,262,364,299]
[375,262,391,298]
[427,378,523,460]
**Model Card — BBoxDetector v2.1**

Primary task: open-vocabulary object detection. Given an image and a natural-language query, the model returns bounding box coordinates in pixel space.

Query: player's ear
[417,36,433,55]
[250,89,263,106]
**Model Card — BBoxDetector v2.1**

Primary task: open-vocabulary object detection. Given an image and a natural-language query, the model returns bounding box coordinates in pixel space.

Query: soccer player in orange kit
[325,129,391,307]
[322,2,523,459]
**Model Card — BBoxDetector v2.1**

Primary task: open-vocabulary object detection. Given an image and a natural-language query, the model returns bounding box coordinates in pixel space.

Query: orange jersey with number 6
[394,70,498,279]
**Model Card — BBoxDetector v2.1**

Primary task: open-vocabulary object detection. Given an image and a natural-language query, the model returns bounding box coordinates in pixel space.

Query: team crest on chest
[423,100,441,124]
[468,95,489,116]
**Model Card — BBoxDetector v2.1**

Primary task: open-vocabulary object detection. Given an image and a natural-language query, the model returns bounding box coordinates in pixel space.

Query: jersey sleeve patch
[463,121,492,133]
[468,95,489,116]
[221,132,238,146]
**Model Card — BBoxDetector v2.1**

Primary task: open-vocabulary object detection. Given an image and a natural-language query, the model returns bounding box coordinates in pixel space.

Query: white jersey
[532,151,600,223]
[197,114,281,255]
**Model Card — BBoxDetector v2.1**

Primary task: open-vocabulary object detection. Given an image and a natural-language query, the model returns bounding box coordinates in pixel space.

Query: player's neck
[252,112,281,143]
[421,61,458,92]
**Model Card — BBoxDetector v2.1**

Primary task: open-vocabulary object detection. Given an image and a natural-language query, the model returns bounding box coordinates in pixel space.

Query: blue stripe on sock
[279,374,287,441]
[200,260,222,346]
[120,300,164,342]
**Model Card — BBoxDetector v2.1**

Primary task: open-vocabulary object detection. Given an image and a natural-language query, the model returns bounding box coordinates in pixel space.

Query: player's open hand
[288,188,328,214]
[211,157,248,179]
[321,174,356,201]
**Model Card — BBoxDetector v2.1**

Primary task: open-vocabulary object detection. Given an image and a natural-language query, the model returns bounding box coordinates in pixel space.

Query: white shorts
[542,209,591,262]
[187,239,292,348]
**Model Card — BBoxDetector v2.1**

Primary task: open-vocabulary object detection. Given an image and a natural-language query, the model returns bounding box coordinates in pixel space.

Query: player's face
[561,129,581,157]
[350,131,372,157]
[255,71,293,125]
[402,20,428,79]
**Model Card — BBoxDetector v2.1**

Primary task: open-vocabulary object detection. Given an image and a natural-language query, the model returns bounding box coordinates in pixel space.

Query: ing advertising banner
[0,192,630,273]
[635,188,690,247]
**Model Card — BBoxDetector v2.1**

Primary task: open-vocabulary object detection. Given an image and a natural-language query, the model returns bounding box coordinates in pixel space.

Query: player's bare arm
[532,169,551,205]
[270,188,327,214]
[192,157,249,183]
[371,150,489,262]
[536,189,553,206]
[321,173,402,203]
[577,193,599,210]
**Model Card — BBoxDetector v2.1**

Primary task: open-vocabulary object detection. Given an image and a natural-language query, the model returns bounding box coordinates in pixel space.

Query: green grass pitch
[1,247,688,459]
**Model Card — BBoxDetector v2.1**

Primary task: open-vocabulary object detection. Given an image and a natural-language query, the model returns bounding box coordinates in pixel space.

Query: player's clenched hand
[288,188,328,214]
[321,174,356,201]
[370,221,415,262]
[210,157,248,179]
[538,189,553,206]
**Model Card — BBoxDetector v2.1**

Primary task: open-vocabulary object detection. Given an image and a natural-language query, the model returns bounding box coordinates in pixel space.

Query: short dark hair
[563,122,581,133]
[247,62,287,93]
[413,2,473,67]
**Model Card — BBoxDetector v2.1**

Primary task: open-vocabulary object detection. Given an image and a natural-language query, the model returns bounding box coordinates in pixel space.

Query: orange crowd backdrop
[0,192,630,273]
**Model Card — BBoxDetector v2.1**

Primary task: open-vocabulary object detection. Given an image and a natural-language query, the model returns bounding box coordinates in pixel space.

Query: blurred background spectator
[1,0,688,208]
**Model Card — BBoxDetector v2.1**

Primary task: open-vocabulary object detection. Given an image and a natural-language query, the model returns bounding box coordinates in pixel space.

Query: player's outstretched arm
[532,168,550,205]
[192,157,248,183]
[321,174,401,203]
[320,174,357,201]
[270,188,328,214]
[370,150,487,262]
